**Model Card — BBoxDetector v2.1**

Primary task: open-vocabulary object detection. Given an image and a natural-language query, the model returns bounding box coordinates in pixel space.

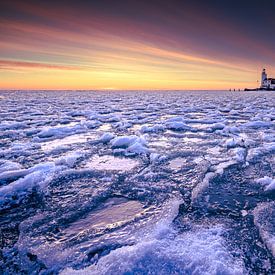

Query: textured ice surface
[0,90,274,274]
[62,200,244,275]
[253,202,275,257]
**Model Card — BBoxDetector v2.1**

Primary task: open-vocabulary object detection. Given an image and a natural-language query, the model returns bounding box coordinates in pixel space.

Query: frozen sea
[0,90,274,274]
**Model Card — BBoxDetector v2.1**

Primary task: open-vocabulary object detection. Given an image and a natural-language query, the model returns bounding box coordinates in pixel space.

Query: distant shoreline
[244,88,275,91]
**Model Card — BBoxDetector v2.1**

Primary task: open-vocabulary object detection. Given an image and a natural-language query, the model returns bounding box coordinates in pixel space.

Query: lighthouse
[245,68,275,91]
[259,69,275,90]
[261,69,267,88]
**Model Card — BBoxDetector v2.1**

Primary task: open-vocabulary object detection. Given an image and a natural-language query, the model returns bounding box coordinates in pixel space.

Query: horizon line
[0,88,242,92]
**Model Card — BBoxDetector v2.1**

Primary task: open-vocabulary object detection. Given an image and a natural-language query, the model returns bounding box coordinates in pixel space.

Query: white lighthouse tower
[261,68,267,88]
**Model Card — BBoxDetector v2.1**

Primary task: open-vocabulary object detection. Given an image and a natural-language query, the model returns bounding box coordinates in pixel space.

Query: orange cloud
[0,60,84,71]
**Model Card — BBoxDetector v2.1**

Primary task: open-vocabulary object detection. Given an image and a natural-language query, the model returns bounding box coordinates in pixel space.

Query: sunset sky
[1,0,275,90]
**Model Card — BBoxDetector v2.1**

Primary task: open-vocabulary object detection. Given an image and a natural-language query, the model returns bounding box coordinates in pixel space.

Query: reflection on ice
[182,136,205,143]
[41,133,96,151]
[86,155,139,171]
[63,199,245,275]
[149,136,171,148]
[168,157,187,170]
[97,123,112,132]
[63,197,144,236]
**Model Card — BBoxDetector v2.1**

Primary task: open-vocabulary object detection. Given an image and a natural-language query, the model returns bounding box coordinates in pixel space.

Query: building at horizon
[261,69,275,90]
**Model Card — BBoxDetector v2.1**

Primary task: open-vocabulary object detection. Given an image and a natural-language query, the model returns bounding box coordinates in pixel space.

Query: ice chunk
[98,132,114,144]
[166,116,183,122]
[210,123,226,131]
[262,133,275,143]
[85,120,102,129]
[98,114,120,123]
[126,141,149,155]
[62,202,244,275]
[0,162,56,185]
[232,147,246,163]
[192,172,216,201]
[247,142,275,162]
[192,160,236,201]
[55,151,83,167]
[0,142,41,157]
[0,168,28,182]
[0,121,28,131]
[110,135,139,148]
[166,121,192,131]
[0,162,57,201]
[255,176,275,192]
[242,121,272,129]
[217,126,240,136]
[253,202,275,257]
[149,153,164,164]
[140,124,165,133]
[225,138,245,148]
[0,161,23,174]
[112,121,132,130]
[37,124,85,139]
[110,135,147,154]
[0,171,45,199]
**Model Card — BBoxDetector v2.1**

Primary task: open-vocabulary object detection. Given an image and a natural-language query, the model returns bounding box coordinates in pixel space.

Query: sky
[0,0,275,90]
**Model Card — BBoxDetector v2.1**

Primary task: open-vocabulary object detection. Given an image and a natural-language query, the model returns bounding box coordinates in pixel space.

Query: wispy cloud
[0,0,274,89]
[0,60,85,71]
